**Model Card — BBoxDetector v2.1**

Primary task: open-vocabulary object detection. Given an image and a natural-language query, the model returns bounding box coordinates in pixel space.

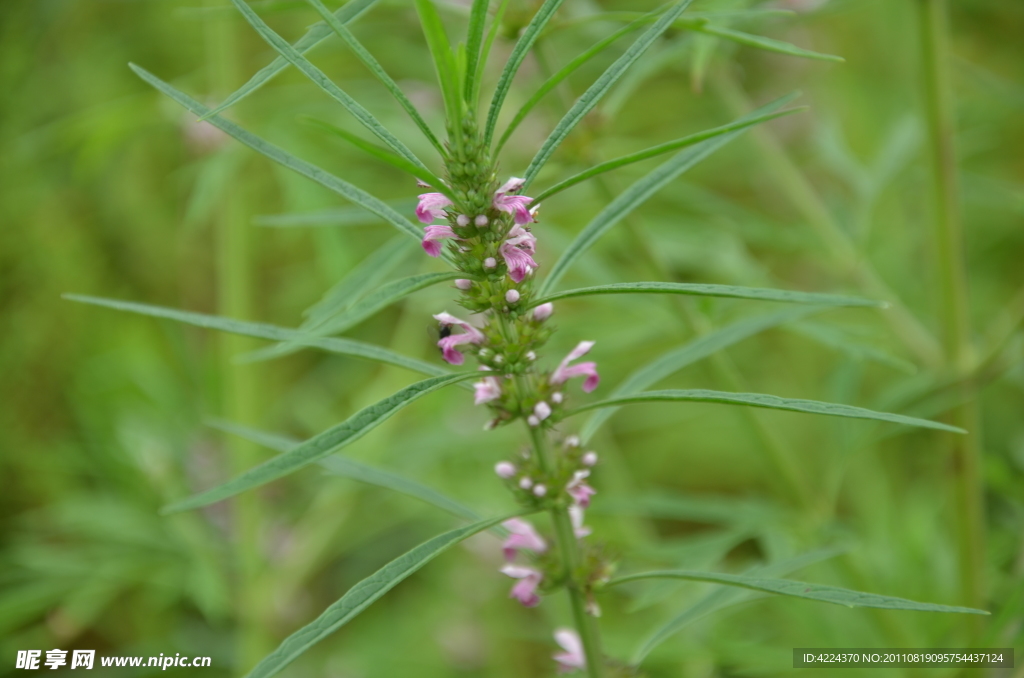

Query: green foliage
[566,388,966,433]
[244,513,516,678]
[162,372,478,513]
[608,570,988,614]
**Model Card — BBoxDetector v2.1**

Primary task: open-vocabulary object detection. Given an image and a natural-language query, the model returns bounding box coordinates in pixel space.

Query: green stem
[204,4,269,669]
[528,425,604,678]
[917,0,985,618]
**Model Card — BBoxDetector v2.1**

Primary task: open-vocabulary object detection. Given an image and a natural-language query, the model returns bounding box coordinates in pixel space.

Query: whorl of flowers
[413,115,610,673]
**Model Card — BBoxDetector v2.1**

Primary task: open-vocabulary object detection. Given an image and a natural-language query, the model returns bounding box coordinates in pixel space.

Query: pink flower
[422,224,457,257]
[501,565,543,607]
[553,629,586,673]
[474,376,502,405]
[492,177,536,226]
[566,470,596,508]
[500,225,538,283]
[416,192,452,224]
[501,518,547,561]
[433,312,484,365]
[551,341,600,393]
[569,504,591,538]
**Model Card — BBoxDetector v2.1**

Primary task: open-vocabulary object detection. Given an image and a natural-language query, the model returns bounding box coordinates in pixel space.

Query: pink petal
[553,629,586,672]
[416,192,452,224]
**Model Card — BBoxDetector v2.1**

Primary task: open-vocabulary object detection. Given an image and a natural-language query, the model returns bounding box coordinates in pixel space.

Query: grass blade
[607,570,987,614]
[229,0,429,173]
[522,0,693,188]
[244,513,515,678]
[484,0,566,147]
[464,0,490,105]
[63,295,448,378]
[303,236,415,325]
[306,0,444,154]
[243,271,461,363]
[632,549,845,663]
[202,0,377,120]
[529,281,879,309]
[696,24,843,63]
[538,93,795,295]
[162,372,478,513]
[129,63,423,242]
[580,307,821,443]
[529,107,803,204]
[210,420,482,521]
[495,20,644,153]
[302,117,451,196]
[415,0,461,120]
[563,389,966,434]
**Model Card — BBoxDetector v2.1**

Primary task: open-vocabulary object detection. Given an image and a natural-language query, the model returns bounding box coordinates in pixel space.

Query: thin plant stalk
[204,3,270,668]
[528,426,604,678]
[916,0,985,616]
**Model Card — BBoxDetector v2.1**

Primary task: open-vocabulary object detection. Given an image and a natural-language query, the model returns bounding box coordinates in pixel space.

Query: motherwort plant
[69,0,988,676]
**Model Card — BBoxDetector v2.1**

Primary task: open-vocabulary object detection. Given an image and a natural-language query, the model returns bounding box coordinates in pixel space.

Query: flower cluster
[415,118,608,674]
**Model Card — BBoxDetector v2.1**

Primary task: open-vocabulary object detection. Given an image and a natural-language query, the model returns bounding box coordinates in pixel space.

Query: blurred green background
[1,0,1022,676]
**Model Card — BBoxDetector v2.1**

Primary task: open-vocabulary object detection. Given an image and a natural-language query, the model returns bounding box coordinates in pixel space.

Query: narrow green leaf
[522,0,693,188]
[633,549,845,663]
[302,117,451,196]
[696,24,844,63]
[484,0,566,147]
[538,93,795,295]
[243,271,461,363]
[415,0,462,120]
[162,372,478,513]
[463,0,490,104]
[244,513,516,678]
[529,281,879,310]
[607,570,987,615]
[201,0,378,120]
[303,236,415,326]
[495,20,644,153]
[476,0,511,88]
[529,107,804,204]
[563,389,966,434]
[229,0,429,173]
[129,64,424,242]
[304,0,444,154]
[790,321,918,373]
[581,307,821,442]
[209,420,482,521]
[63,295,448,378]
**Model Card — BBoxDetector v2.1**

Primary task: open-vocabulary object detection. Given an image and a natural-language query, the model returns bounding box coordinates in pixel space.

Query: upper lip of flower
[550,341,600,393]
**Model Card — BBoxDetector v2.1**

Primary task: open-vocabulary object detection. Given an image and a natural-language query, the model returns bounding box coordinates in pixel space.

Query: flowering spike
[551,341,600,393]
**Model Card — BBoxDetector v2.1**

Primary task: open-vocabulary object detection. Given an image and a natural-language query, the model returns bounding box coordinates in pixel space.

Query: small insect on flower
[433,312,485,365]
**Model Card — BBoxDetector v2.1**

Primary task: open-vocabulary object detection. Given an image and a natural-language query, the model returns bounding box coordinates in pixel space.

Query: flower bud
[582,451,598,467]
[526,351,537,361]
[505,289,520,304]
[519,477,534,490]
[455,279,472,290]
[475,215,489,227]
[456,214,470,227]
[534,401,551,421]
[551,391,563,403]
[527,415,540,427]
[484,257,497,269]
[533,484,547,497]
[565,435,580,448]
[495,461,517,478]
[493,354,504,364]
[533,302,554,321]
